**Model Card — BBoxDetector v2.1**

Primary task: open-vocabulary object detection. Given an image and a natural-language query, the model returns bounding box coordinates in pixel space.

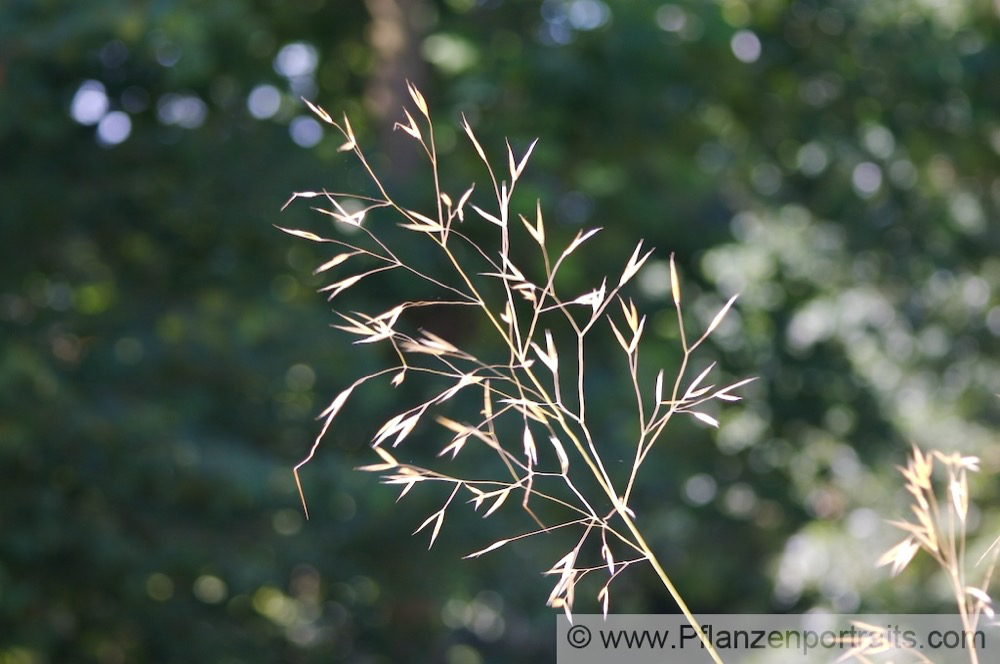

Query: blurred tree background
[3,0,1000,662]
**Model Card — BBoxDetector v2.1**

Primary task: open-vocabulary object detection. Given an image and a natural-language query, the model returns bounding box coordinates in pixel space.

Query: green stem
[614,498,725,664]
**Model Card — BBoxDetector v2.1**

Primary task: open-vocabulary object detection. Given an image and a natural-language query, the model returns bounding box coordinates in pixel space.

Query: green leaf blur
[3,1,1000,662]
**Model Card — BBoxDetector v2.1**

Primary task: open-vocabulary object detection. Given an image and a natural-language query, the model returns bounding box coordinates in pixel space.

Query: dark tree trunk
[364,0,432,185]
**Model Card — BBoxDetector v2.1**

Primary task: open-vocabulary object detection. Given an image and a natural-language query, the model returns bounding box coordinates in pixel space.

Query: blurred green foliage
[3,0,1000,662]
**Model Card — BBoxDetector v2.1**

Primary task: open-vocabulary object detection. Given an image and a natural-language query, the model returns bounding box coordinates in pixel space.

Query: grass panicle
[284,86,754,664]
[849,446,997,664]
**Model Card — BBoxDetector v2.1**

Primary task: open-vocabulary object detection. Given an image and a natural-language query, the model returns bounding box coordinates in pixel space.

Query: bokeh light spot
[272,509,303,536]
[274,42,318,78]
[683,474,717,505]
[655,4,686,32]
[289,116,322,147]
[851,161,883,198]
[285,363,316,391]
[157,93,208,129]
[70,80,109,126]
[730,29,761,63]
[566,0,610,30]
[637,260,672,299]
[247,84,282,120]
[97,111,132,146]
[193,575,228,604]
[797,142,829,176]
[861,124,895,159]
[422,34,480,74]
[146,573,174,601]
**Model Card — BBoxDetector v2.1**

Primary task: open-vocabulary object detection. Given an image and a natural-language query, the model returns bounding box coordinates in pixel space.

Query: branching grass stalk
[285,85,754,664]
[873,446,998,664]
